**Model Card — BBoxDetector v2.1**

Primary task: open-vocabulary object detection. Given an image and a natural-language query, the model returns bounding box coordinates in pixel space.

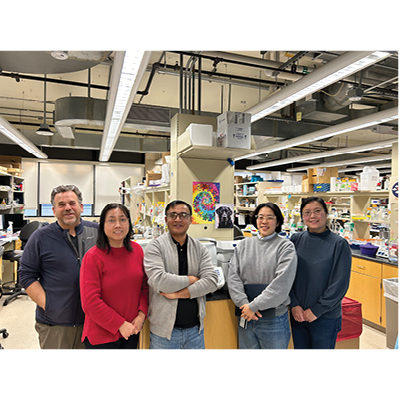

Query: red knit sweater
[80,242,148,345]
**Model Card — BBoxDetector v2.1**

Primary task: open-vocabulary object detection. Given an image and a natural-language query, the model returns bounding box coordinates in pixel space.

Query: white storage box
[217,112,251,149]
[181,123,213,147]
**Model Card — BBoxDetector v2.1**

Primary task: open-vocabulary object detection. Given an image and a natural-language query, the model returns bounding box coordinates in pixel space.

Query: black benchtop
[206,249,398,301]
[351,249,398,267]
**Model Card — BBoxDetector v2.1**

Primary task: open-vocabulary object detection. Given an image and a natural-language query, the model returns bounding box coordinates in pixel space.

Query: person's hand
[119,321,136,340]
[240,304,261,321]
[303,308,317,322]
[160,287,190,300]
[131,311,146,334]
[160,291,177,300]
[291,306,305,322]
[188,275,199,285]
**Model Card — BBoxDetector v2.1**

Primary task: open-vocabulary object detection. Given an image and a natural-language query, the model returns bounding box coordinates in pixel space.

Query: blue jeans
[290,315,342,349]
[238,311,291,349]
[149,325,205,349]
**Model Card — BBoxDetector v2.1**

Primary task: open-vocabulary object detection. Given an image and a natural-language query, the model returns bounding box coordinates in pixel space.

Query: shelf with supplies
[119,177,133,209]
[138,185,170,227]
[234,182,261,212]
[260,190,391,240]
[0,171,24,214]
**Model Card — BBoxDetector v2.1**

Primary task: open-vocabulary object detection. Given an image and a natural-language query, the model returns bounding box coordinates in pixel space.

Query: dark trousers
[83,334,139,349]
[290,315,342,349]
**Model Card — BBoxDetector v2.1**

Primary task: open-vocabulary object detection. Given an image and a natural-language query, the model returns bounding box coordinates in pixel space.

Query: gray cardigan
[144,232,218,340]
[228,233,297,316]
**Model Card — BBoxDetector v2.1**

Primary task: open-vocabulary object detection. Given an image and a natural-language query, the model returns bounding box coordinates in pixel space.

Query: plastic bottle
[381,207,389,222]
[365,207,372,220]
[6,221,13,237]
[371,204,378,221]
[349,222,354,241]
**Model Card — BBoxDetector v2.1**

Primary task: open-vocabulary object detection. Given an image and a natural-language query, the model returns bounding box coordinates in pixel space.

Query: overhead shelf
[177,144,256,160]
[177,133,257,160]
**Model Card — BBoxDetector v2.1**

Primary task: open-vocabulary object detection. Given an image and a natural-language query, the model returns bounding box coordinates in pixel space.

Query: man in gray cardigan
[144,200,218,349]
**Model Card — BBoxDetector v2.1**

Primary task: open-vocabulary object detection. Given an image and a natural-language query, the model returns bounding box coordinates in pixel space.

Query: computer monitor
[2,214,27,232]
[40,203,93,217]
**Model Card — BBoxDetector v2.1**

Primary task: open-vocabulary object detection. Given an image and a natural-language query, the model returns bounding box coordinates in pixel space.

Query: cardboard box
[162,152,170,164]
[234,176,244,184]
[0,155,22,169]
[217,112,251,149]
[301,178,313,193]
[308,167,338,184]
[146,171,162,186]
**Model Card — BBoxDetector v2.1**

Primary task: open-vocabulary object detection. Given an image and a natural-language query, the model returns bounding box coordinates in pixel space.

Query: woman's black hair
[97,203,133,254]
[300,196,328,216]
[251,202,284,233]
[165,200,192,216]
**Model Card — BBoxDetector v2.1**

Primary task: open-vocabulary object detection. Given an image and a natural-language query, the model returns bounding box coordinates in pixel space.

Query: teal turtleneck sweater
[289,228,352,319]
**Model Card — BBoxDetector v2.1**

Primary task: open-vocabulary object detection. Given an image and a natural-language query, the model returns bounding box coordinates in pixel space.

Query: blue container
[313,183,330,192]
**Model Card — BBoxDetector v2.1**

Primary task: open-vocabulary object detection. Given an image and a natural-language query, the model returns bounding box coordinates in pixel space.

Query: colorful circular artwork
[192,182,220,224]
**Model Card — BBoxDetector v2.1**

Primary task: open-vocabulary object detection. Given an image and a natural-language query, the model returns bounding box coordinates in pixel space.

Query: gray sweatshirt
[144,232,218,340]
[228,233,297,316]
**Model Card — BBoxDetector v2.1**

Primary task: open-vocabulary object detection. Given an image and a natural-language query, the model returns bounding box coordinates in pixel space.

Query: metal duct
[54,97,171,139]
[0,51,112,74]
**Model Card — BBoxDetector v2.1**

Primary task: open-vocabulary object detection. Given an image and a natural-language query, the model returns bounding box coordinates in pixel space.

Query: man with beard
[19,185,98,349]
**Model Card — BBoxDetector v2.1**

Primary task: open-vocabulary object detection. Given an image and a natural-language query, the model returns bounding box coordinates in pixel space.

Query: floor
[0,294,391,350]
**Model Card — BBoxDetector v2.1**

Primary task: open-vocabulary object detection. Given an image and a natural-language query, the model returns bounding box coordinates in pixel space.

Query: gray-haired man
[19,185,98,349]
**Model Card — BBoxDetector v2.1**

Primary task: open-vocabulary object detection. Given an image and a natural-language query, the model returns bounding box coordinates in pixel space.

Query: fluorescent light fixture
[286,154,392,172]
[338,163,392,173]
[247,51,391,123]
[0,115,48,158]
[235,106,398,161]
[99,50,152,162]
[246,138,397,170]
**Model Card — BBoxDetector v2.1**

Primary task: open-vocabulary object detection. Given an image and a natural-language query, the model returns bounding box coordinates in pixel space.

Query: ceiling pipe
[201,51,314,81]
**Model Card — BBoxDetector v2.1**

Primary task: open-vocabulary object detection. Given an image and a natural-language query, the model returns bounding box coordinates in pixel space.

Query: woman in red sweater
[80,203,148,349]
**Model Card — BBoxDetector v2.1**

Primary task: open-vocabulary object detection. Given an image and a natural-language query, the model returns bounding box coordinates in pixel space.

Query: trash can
[383,278,398,349]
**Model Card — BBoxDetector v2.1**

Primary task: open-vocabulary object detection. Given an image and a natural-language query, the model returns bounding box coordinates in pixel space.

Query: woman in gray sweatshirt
[228,203,297,349]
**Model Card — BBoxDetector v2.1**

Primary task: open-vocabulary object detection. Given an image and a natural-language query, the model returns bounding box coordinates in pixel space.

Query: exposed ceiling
[0,50,398,173]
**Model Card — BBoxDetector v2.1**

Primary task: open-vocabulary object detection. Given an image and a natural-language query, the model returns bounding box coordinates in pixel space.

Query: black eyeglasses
[166,212,191,220]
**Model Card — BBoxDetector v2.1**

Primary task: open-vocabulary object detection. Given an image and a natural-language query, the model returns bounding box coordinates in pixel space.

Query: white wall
[22,158,144,216]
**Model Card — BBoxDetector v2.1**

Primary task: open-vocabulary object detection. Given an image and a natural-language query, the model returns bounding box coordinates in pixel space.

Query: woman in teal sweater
[289,197,352,349]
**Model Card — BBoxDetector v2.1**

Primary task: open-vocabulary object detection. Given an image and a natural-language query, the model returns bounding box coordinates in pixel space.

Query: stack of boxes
[179,112,252,151]
[0,155,23,176]
[304,167,338,192]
